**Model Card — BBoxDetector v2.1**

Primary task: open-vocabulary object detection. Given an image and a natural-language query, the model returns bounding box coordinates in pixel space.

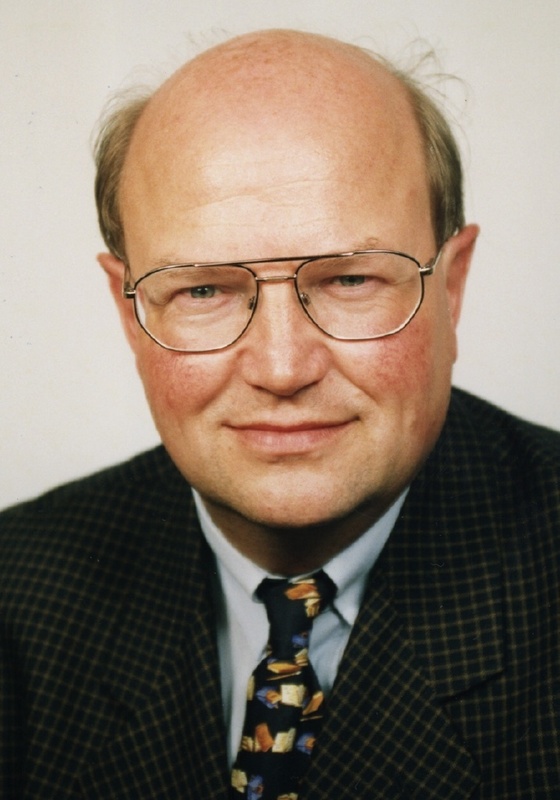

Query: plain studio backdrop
[1,1,559,509]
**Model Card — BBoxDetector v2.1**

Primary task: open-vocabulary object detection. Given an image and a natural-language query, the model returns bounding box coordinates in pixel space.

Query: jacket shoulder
[0,446,190,595]
[447,388,560,483]
[1,445,172,515]
[439,388,560,556]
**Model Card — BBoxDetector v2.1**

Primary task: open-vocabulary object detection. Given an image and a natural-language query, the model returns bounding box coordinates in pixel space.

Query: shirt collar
[193,490,266,601]
[319,491,406,625]
[193,489,407,626]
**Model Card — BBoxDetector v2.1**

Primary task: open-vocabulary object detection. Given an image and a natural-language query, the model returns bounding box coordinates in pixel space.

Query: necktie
[230,570,336,800]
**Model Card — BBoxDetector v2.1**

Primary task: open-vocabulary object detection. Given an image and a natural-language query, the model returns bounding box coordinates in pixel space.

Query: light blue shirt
[192,489,406,764]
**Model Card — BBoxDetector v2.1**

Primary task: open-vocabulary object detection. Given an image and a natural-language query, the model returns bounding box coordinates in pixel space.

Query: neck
[199,493,393,575]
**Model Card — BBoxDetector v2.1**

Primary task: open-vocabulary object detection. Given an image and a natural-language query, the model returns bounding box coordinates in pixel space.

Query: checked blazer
[1,388,560,798]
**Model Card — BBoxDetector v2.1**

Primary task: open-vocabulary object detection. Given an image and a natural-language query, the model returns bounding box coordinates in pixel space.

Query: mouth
[226,419,355,456]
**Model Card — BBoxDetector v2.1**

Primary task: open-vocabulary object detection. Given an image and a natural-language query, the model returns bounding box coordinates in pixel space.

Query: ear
[97,252,140,351]
[442,223,479,329]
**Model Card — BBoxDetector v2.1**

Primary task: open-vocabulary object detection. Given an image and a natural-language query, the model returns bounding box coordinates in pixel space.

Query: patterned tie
[230,570,336,800]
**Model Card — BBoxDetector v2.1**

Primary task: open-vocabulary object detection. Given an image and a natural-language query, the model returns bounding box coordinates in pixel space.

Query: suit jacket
[1,388,560,799]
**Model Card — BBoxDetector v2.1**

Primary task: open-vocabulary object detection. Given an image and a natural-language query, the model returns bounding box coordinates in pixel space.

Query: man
[1,28,559,799]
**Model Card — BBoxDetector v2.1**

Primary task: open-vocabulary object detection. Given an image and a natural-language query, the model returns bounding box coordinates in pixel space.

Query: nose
[240,276,331,397]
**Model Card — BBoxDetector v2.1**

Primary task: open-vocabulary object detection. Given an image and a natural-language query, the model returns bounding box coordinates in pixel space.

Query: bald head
[137,30,410,131]
[95,29,464,262]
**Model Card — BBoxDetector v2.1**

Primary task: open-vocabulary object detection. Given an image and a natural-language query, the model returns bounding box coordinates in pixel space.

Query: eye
[335,275,366,287]
[189,285,218,299]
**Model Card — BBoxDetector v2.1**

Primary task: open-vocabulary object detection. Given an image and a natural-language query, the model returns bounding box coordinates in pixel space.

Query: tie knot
[257,570,336,660]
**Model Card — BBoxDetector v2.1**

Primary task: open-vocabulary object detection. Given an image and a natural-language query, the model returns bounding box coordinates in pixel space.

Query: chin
[231,480,386,531]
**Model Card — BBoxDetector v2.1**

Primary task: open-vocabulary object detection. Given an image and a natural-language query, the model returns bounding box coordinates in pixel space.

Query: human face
[102,34,476,552]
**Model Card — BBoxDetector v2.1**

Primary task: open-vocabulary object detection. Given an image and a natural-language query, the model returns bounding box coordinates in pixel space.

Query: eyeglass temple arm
[420,247,445,276]
[121,263,135,298]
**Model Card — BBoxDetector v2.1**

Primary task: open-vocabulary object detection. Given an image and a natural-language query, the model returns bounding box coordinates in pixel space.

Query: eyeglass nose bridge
[254,273,298,284]
[250,272,312,315]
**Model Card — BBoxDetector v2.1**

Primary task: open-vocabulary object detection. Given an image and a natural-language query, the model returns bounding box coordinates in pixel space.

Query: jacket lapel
[304,571,481,799]
[383,389,505,700]
[78,452,229,798]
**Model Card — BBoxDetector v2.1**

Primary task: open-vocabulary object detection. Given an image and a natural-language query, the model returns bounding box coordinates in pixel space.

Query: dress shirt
[192,489,407,764]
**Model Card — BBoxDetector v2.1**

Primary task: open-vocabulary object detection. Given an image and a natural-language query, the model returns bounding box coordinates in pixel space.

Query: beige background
[1,0,559,508]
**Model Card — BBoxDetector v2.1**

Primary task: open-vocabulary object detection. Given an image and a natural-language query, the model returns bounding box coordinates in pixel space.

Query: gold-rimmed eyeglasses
[123,248,442,353]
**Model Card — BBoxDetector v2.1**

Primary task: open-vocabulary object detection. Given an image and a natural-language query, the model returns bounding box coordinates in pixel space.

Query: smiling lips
[228,420,354,455]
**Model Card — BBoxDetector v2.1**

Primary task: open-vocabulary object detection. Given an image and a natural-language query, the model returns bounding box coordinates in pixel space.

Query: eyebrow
[357,236,383,250]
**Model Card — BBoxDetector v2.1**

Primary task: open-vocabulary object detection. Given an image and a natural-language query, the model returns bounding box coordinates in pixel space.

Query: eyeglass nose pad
[248,295,257,311]
[299,292,311,307]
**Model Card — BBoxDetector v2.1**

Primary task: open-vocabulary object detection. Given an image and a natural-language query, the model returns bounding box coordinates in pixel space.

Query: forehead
[119,33,431,264]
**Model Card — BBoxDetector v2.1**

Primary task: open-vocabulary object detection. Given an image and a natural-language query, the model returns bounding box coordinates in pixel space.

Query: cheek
[341,301,455,442]
[134,342,229,427]
[347,322,438,398]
